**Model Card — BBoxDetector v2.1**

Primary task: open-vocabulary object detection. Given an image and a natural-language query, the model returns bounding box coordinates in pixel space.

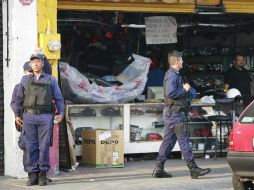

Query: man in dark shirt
[224,53,253,106]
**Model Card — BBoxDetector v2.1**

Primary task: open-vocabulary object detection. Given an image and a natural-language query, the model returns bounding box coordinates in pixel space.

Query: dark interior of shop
[57,11,254,99]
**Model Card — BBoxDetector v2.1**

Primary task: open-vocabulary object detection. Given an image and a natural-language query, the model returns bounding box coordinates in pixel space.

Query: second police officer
[10,61,33,173]
[13,53,64,186]
[152,50,211,179]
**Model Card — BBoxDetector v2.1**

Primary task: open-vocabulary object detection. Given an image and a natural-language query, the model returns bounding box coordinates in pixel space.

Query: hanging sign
[19,0,33,6]
[145,16,177,44]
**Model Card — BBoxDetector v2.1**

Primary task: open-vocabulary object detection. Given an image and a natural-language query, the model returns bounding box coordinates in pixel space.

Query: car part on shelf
[146,108,163,114]
[101,107,121,116]
[71,107,96,117]
[145,133,162,141]
[152,121,164,128]
[130,124,143,141]
[130,109,145,115]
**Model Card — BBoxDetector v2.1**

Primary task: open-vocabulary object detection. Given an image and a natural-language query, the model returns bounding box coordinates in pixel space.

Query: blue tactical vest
[23,75,53,113]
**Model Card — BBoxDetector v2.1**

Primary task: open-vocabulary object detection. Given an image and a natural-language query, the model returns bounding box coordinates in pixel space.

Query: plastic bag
[60,54,151,103]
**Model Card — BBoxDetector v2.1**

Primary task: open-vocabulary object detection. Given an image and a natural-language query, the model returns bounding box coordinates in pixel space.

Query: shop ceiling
[58,0,254,13]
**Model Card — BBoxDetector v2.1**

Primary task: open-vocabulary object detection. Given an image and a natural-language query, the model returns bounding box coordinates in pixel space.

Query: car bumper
[227,151,254,177]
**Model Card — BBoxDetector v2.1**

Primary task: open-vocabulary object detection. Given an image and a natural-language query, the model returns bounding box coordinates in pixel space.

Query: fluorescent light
[196,5,224,15]
[121,24,146,28]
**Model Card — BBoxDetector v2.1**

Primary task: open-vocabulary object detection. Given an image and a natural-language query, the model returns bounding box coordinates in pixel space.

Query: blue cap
[30,53,44,61]
[23,61,32,71]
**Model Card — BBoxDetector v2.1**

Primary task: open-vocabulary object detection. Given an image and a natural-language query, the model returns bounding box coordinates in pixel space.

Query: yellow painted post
[37,0,60,79]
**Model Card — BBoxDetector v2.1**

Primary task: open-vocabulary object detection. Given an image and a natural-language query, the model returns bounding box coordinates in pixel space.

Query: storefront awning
[224,0,254,13]
[57,0,254,13]
[57,0,195,13]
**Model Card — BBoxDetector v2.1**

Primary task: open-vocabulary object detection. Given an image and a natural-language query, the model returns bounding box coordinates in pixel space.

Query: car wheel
[233,175,254,190]
[243,182,254,190]
[233,175,245,190]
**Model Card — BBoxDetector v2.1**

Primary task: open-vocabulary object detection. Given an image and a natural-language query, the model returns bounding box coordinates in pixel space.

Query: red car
[227,100,254,190]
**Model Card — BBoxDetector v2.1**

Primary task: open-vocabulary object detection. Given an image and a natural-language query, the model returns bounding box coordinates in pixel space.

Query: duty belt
[164,98,174,105]
[24,109,51,115]
[164,98,181,106]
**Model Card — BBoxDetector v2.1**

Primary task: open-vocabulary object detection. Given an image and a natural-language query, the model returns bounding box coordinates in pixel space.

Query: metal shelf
[190,136,229,139]
[188,121,211,124]
[193,149,228,154]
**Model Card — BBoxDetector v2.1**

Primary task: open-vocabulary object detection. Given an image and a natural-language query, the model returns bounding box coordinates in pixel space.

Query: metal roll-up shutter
[0,0,4,176]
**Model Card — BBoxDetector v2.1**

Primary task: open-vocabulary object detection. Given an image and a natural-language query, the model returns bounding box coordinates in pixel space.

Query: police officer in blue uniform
[10,61,33,172]
[11,60,53,182]
[13,53,64,186]
[152,50,211,179]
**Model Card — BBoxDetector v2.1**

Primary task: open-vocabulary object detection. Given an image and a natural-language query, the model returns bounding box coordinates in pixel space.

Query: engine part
[101,107,121,116]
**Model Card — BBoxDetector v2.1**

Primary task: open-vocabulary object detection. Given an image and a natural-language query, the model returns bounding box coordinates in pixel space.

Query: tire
[232,174,254,190]
[245,182,254,190]
[233,175,245,190]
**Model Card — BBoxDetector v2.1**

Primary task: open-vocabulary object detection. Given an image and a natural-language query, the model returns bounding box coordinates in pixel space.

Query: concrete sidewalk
[0,158,233,190]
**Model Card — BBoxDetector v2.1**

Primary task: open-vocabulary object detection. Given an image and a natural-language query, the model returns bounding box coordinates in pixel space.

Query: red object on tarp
[19,0,33,5]
[48,123,59,176]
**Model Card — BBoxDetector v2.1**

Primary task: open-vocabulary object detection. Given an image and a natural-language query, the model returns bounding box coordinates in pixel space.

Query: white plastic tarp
[60,54,151,103]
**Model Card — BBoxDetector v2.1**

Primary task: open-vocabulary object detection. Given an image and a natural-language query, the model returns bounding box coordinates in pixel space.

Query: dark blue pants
[23,113,53,173]
[157,106,193,162]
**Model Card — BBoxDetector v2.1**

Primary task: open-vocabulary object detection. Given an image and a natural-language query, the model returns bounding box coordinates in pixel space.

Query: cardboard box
[81,129,124,168]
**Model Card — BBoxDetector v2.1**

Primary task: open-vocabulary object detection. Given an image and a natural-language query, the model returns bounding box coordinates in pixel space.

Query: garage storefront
[2,0,254,178]
[53,0,254,169]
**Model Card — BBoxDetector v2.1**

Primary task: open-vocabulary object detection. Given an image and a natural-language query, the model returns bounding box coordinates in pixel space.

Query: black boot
[187,160,211,179]
[38,171,47,186]
[152,160,172,178]
[26,172,38,186]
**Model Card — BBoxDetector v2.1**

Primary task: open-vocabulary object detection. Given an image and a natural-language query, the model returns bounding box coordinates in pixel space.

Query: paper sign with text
[145,16,177,44]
